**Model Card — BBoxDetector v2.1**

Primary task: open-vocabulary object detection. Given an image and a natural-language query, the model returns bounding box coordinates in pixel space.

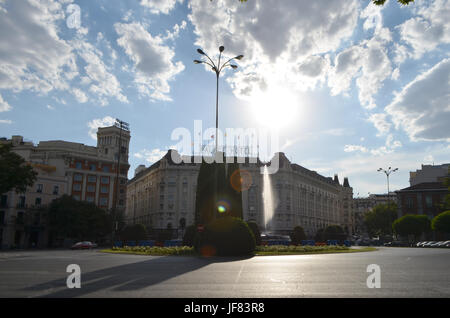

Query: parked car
[422,241,437,247]
[416,241,429,247]
[433,241,450,248]
[385,241,409,247]
[71,241,98,250]
[444,241,450,248]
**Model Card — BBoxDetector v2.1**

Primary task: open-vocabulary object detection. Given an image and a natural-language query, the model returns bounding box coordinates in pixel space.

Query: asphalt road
[0,247,449,298]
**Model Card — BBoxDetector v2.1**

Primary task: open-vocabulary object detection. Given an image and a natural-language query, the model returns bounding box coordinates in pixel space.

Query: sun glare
[250,87,300,130]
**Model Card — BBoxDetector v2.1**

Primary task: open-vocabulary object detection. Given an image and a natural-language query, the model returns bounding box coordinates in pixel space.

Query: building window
[88,175,96,183]
[53,185,59,195]
[18,196,26,208]
[101,186,109,194]
[119,199,124,206]
[35,197,41,206]
[16,212,24,224]
[101,177,109,184]
[0,195,7,208]
[74,174,83,182]
[73,195,80,201]
[75,162,82,169]
[90,164,96,171]
[103,166,110,172]
[73,184,82,192]
[86,196,94,203]
[104,148,108,155]
[406,197,414,209]
[87,185,95,193]
[37,184,43,193]
[425,195,433,208]
[99,197,108,206]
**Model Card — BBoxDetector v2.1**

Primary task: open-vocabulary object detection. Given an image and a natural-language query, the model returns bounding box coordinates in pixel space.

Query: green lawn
[101,245,377,256]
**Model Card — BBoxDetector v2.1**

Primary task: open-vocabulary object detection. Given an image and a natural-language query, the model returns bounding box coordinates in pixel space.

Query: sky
[0,0,449,197]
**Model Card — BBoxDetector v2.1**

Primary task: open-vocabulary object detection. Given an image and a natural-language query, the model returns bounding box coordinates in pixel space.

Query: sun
[250,86,300,130]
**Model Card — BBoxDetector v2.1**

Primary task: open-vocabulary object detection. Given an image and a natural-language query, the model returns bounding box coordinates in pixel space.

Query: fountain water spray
[262,165,275,232]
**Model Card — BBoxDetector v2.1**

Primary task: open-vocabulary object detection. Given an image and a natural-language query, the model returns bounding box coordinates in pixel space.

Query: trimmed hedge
[247,221,262,246]
[195,216,256,256]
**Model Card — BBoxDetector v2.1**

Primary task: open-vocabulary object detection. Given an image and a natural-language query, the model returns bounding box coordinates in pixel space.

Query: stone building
[0,125,130,249]
[126,150,354,239]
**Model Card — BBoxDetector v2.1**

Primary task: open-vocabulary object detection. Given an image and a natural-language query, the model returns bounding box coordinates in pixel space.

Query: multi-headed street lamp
[194,46,243,153]
[377,166,398,201]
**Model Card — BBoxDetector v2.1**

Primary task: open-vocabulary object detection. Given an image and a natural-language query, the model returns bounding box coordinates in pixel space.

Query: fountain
[262,165,275,232]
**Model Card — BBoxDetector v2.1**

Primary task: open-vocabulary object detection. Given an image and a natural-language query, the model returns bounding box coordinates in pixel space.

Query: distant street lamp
[194,46,243,153]
[377,167,398,201]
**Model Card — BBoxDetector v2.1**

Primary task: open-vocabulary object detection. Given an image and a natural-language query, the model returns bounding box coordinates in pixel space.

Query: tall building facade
[409,163,449,186]
[126,150,354,238]
[0,125,130,249]
[353,193,397,237]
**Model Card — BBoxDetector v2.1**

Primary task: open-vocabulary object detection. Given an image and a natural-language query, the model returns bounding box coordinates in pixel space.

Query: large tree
[364,202,398,237]
[47,195,111,242]
[393,214,431,241]
[119,224,148,242]
[323,225,347,242]
[0,143,37,194]
[195,155,243,225]
[432,211,450,235]
[290,226,307,245]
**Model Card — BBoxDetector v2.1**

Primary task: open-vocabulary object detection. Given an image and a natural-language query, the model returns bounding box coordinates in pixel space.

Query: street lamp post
[377,167,398,202]
[194,46,243,153]
[112,118,129,247]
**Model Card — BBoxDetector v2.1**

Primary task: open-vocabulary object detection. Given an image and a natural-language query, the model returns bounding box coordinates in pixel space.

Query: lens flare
[230,169,252,192]
[216,200,230,213]
[200,245,216,257]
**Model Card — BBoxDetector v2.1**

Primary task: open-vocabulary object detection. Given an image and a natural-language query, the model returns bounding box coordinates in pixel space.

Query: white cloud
[134,148,167,164]
[71,38,128,104]
[162,20,187,41]
[344,134,402,156]
[0,119,12,124]
[189,0,360,99]
[397,0,450,59]
[328,28,393,109]
[368,113,391,136]
[87,116,116,140]
[385,58,450,142]
[360,1,385,32]
[344,145,369,153]
[0,94,12,112]
[305,144,450,195]
[140,0,183,15]
[114,22,185,101]
[46,104,55,110]
[0,0,76,94]
[71,88,88,103]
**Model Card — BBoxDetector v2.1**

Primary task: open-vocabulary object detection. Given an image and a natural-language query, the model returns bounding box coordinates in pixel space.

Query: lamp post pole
[377,167,398,202]
[194,46,243,221]
[194,46,243,153]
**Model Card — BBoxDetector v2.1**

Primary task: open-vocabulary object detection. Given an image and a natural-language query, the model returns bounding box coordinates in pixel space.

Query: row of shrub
[255,245,349,254]
[111,245,195,256]
[182,217,352,257]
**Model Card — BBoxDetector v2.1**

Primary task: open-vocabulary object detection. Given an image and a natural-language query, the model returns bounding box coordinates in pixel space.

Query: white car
[423,241,437,247]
